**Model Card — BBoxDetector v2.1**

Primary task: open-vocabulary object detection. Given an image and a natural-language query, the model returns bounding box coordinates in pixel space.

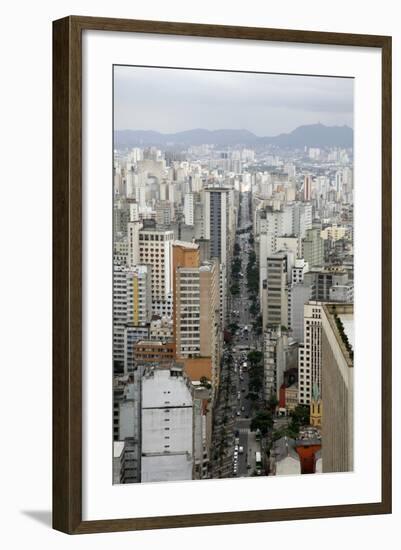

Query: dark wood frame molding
[53,15,392,534]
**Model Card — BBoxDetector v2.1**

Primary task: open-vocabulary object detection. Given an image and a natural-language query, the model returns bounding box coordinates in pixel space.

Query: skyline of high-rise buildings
[113,130,354,483]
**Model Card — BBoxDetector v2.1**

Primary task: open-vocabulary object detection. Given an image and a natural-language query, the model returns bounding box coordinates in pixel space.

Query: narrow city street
[211,191,263,478]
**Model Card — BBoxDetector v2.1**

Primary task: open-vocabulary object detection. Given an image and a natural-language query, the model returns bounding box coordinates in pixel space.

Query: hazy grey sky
[114,65,353,136]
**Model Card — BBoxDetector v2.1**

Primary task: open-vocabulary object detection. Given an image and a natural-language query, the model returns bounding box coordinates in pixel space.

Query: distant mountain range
[114,123,353,149]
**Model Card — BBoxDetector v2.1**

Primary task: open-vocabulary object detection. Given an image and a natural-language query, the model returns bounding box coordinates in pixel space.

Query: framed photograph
[53,16,392,534]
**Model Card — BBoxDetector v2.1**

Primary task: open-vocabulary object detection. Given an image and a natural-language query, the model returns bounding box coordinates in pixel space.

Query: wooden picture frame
[53,15,392,534]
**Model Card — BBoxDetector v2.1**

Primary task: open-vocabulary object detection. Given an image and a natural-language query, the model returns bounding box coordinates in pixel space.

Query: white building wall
[184,193,194,225]
[141,369,194,483]
[127,220,143,267]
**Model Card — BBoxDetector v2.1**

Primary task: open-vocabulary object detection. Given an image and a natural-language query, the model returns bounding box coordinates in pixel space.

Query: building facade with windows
[298,302,322,405]
[321,303,354,472]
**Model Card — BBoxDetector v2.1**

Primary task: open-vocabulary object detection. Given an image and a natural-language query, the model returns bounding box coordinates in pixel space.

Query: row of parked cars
[232,438,244,475]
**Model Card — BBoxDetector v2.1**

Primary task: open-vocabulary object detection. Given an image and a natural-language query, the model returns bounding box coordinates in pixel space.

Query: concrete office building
[261,251,289,329]
[123,325,150,374]
[114,238,129,265]
[175,260,221,392]
[113,439,141,484]
[258,204,293,303]
[292,201,312,239]
[288,258,309,333]
[114,199,130,238]
[302,226,324,268]
[264,327,297,401]
[290,283,313,342]
[138,228,174,313]
[291,258,309,285]
[303,174,312,202]
[193,383,213,479]
[321,304,354,473]
[141,366,194,483]
[127,220,143,268]
[113,373,141,483]
[193,198,206,240]
[184,192,195,225]
[204,188,229,328]
[155,200,174,226]
[172,241,201,350]
[304,267,352,302]
[113,264,152,373]
[298,302,322,405]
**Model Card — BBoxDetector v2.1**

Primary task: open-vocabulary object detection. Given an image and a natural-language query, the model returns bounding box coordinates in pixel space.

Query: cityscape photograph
[112,66,354,484]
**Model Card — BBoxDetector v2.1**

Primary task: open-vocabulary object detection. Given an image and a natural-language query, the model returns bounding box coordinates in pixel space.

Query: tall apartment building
[298,302,322,405]
[258,205,293,303]
[292,201,312,239]
[155,200,174,226]
[302,225,324,268]
[175,260,221,392]
[204,188,229,327]
[321,304,354,473]
[290,284,312,342]
[258,204,293,237]
[114,198,130,238]
[127,220,143,267]
[138,228,174,315]
[288,258,310,337]
[141,366,194,483]
[172,240,200,340]
[193,198,206,239]
[262,252,289,329]
[303,174,312,202]
[113,373,141,483]
[113,264,152,373]
[192,383,213,479]
[264,327,298,400]
[184,192,195,225]
[123,325,150,374]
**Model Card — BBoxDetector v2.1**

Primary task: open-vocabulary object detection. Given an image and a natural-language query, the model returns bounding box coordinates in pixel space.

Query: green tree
[267,395,279,412]
[247,350,263,365]
[230,283,240,295]
[249,301,259,316]
[252,314,262,336]
[250,411,274,436]
[228,322,239,333]
[287,404,310,437]
[290,404,310,426]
